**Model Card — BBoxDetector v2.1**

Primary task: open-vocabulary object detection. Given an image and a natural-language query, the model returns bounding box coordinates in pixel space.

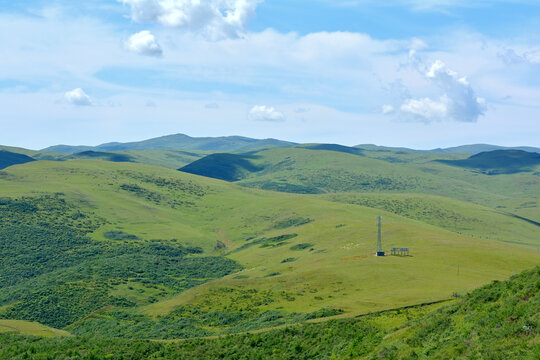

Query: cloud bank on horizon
[0,0,539,149]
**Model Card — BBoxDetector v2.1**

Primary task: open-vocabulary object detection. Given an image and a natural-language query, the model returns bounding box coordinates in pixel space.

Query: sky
[1,0,539,149]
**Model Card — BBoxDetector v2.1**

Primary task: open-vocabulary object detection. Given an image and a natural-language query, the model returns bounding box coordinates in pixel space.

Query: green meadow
[0,156,538,339]
[0,142,538,359]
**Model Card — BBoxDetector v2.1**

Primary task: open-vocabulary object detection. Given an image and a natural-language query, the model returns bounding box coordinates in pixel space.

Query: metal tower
[376,216,385,256]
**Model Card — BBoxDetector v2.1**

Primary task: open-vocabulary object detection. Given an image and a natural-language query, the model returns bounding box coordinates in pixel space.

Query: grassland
[0,265,538,359]
[0,135,538,356]
[323,193,539,248]
[0,320,71,338]
[0,159,537,339]
[178,146,540,222]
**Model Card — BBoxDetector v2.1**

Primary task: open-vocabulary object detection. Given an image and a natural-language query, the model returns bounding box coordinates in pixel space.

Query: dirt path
[213,228,233,249]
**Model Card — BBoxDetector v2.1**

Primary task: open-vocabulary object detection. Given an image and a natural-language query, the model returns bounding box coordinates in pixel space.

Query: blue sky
[0,0,539,149]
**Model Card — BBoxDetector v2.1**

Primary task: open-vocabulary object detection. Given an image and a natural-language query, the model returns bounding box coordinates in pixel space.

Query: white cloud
[382,104,395,114]
[397,59,486,122]
[64,88,92,106]
[125,30,163,57]
[400,97,447,120]
[248,105,285,122]
[499,48,540,65]
[119,0,261,39]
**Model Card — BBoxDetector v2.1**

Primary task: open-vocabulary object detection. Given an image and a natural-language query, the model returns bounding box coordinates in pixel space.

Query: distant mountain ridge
[40,133,538,155]
[42,133,296,154]
[356,143,540,154]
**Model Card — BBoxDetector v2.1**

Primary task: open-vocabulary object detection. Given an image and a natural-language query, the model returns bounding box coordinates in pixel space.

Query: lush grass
[0,265,538,358]
[0,301,444,359]
[323,193,540,248]
[0,320,71,338]
[369,265,540,359]
[0,191,241,330]
[228,147,540,222]
[0,159,538,340]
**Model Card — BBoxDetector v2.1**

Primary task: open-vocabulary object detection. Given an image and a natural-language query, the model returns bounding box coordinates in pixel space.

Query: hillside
[356,143,540,154]
[323,193,540,248]
[179,146,540,222]
[438,149,540,174]
[0,150,35,170]
[43,133,295,154]
[180,153,262,181]
[0,159,538,340]
[1,265,538,359]
[63,151,135,163]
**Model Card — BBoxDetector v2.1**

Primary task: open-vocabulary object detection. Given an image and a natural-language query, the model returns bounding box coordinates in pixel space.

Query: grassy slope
[438,150,540,174]
[0,161,540,326]
[0,320,71,338]
[0,266,538,359]
[116,149,207,169]
[222,147,540,222]
[1,144,211,170]
[322,193,539,248]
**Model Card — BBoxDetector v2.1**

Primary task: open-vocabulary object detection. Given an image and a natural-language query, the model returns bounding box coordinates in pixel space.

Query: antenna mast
[376,216,385,256]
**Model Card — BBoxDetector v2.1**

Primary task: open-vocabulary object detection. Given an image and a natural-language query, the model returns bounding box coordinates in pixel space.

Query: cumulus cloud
[119,0,261,39]
[125,30,163,57]
[64,88,92,106]
[393,59,486,122]
[248,105,285,122]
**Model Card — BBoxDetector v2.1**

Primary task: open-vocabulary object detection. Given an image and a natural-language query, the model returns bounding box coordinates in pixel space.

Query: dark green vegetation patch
[103,230,140,241]
[274,217,312,229]
[67,151,134,163]
[290,243,314,251]
[179,153,262,181]
[438,149,540,174]
[69,287,342,339]
[233,234,299,252]
[0,150,35,170]
[0,195,242,329]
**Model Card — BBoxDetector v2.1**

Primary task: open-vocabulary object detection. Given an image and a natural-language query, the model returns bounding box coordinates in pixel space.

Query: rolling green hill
[43,133,295,154]
[180,146,539,222]
[0,150,35,170]
[438,149,540,174]
[356,143,540,154]
[2,144,209,170]
[323,193,540,248]
[299,143,365,156]
[0,159,537,341]
[180,153,262,181]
